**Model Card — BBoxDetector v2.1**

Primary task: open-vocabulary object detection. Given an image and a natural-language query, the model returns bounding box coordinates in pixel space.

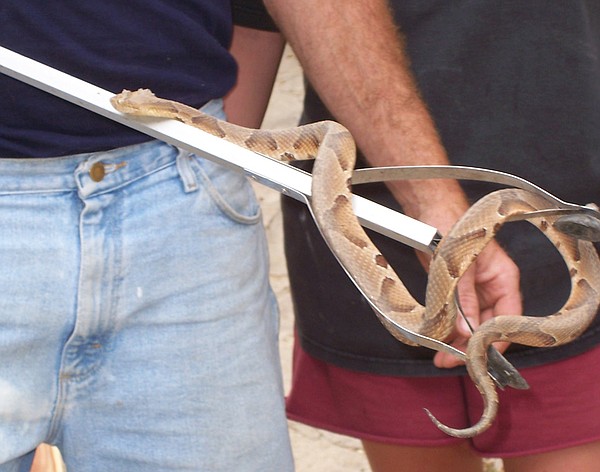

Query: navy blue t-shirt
[0,1,236,157]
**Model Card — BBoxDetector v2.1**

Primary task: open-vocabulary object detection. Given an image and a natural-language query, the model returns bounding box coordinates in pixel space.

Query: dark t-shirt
[282,1,600,375]
[0,1,236,157]
[232,0,278,32]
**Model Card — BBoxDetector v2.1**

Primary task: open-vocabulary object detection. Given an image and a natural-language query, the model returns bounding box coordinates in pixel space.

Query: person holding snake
[227,1,600,471]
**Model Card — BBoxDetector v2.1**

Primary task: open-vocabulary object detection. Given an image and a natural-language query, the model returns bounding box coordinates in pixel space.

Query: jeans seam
[191,158,262,225]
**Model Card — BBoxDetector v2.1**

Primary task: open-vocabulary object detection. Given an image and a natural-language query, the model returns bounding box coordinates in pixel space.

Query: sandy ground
[258,46,372,471]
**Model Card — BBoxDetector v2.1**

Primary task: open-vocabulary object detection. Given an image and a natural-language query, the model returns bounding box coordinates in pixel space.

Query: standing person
[0,1,519,470]
[276,2,600,472]
[228,0,519,470]
[2,3,291,471]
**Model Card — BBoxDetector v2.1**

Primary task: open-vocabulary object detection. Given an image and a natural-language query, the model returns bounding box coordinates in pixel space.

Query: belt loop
[177,98,225,193]
[176,150,199,193]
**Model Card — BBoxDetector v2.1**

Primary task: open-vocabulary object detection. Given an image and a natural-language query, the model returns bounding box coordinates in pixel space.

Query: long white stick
[0,45,438,252]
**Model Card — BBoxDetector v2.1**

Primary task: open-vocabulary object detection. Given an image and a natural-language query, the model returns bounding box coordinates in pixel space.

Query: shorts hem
[475,433,600,459]
[286,412,465,449]
[288,412,600,458]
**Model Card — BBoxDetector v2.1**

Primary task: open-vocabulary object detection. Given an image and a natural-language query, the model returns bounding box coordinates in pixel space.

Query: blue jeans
[0,106,293,471]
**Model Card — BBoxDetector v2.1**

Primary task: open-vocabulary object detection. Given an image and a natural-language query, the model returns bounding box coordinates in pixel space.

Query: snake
[423,188,600,437]
[111,89,600,437]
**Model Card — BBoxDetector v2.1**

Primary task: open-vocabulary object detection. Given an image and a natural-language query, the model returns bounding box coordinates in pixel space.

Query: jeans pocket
[189,154,262,225]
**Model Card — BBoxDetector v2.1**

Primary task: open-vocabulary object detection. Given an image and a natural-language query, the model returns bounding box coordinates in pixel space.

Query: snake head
[110,88,158,115]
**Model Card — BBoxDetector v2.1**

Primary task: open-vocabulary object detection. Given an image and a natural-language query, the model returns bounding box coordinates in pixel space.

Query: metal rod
[0,45,439,252]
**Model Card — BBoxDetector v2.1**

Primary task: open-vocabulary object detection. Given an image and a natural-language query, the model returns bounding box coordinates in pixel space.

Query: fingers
[455,267,480,336]
[474,241,522,319]
[433,242,522,369]
[432,266,478,368]
[433,341,468,368]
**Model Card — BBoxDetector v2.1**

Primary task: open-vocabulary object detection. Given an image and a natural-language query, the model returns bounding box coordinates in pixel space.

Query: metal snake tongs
[307,165,600,391]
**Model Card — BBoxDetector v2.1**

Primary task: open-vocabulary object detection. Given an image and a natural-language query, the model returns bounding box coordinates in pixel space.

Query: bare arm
[224,25,285,128]
[265,0,521,367]
[264,0,465,225]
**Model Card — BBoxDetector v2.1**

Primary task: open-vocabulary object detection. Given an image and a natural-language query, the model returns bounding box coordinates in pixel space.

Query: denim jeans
[0,103,293,471]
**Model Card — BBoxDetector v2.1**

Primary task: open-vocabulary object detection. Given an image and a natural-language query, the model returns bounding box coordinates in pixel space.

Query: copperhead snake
[111,89,600,438]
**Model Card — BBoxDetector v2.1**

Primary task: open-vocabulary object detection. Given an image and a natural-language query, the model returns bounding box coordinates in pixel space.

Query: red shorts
[286,338,600,458]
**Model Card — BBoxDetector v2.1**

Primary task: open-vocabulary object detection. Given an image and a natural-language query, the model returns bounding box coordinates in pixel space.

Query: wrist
[386,179,470,233]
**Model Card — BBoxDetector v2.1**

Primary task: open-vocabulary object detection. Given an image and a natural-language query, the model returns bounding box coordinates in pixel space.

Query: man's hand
[433,239,522,368]
[413,202,522,369]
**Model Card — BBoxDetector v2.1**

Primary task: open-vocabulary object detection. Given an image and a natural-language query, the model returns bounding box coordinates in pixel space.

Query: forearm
[264,0,468,229]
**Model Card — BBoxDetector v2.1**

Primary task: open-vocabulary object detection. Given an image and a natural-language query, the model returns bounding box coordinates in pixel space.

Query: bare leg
[362,439,483,472]
[503,440,600,472]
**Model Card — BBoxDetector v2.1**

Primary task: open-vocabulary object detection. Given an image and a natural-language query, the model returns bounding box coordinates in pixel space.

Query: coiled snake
[111,89,600,438]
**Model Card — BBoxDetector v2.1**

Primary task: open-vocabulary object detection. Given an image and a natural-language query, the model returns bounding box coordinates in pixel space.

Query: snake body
[424,188,600,437]
[111,89,456,346]
[111,89,600,437]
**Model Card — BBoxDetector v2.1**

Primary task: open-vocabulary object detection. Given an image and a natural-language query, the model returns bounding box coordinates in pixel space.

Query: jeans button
[90,162,106,182]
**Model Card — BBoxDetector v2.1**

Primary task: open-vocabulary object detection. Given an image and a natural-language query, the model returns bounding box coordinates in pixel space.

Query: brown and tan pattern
[424,188,600,437]
[111,89,600,438]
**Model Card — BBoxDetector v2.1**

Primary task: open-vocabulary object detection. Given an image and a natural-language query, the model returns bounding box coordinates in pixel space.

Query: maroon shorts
[286,338,600,458]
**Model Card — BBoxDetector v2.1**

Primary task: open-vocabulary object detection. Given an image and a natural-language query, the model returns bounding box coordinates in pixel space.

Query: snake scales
[111,89,600,438]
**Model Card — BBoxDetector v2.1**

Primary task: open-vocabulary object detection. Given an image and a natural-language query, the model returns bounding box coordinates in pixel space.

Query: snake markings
[111,89,600,437]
